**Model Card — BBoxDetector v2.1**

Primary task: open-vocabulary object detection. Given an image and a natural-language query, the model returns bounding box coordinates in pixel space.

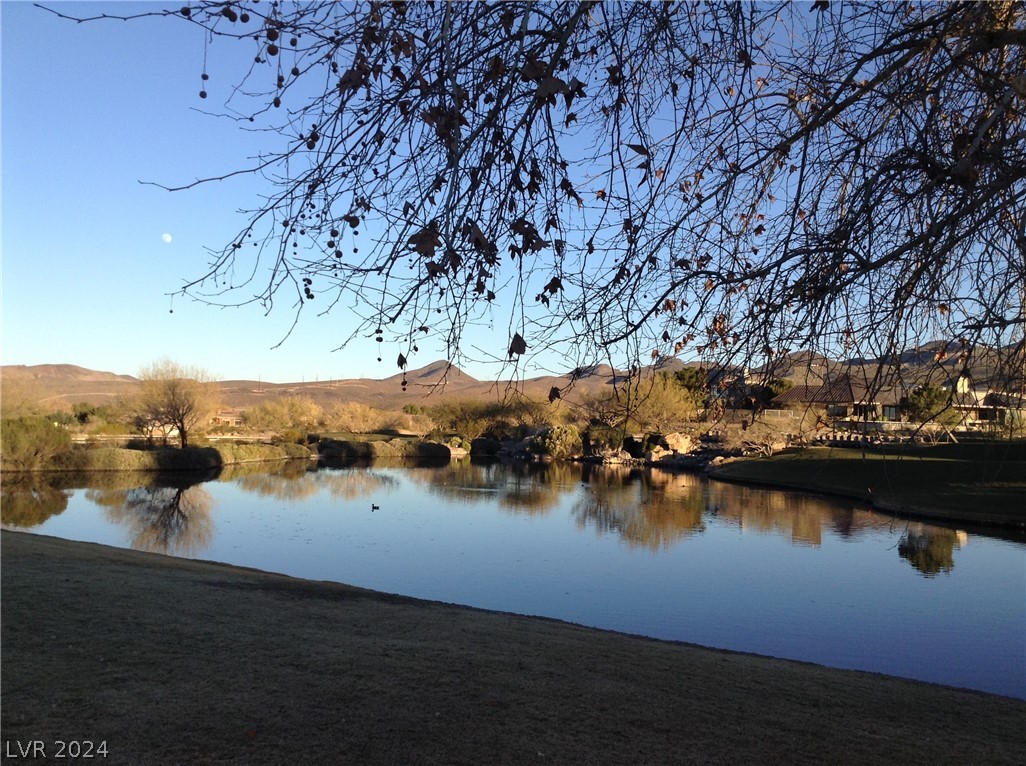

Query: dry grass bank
[2,530,1024,765]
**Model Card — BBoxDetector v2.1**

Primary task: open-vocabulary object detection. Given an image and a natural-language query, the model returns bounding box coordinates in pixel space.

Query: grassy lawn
[710,444,1026,529]
[5,531,1024,764]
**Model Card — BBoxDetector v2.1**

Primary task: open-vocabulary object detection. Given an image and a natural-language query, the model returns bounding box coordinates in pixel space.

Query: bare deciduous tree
[138,359,220,448]
[52,2,1026,394]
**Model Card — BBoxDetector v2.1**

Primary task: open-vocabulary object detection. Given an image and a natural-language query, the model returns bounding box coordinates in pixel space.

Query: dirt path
[2,530,1024,765]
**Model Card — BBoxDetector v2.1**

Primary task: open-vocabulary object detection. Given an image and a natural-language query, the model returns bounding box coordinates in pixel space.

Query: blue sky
[2,1,570,383]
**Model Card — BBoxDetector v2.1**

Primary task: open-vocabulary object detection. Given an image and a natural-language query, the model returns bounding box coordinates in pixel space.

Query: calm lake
[4,459,1024,699]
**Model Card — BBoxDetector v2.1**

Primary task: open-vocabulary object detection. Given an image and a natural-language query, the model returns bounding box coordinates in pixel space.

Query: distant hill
[1,364,138,383]
[1,364,141,407]
[4,342,1019,412]
[1,359,611,412]
[407,360,477,383]
[844,340,1022,388]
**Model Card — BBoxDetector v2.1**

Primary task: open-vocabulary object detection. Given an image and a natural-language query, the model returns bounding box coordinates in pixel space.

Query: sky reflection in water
[4,460,1024,699]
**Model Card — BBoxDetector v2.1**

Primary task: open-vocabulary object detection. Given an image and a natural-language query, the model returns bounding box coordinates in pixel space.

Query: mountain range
[0,360,612,411]
[2,340,1021,412]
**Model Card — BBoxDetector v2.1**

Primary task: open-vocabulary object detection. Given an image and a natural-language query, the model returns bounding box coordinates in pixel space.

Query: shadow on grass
[711,445,1026,535]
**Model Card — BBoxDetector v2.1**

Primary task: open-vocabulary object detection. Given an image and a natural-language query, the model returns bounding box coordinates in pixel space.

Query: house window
[826,405,848,418]
[882,405,898,422]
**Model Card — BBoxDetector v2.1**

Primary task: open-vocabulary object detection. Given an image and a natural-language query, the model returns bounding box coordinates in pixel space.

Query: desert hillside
[1,360,614,411]
[1,364,142,407]
[4,340,1018,413]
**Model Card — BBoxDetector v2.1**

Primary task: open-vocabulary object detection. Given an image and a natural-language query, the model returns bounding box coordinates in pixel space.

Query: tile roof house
[773,369,1024,430]
[771,374,903,421]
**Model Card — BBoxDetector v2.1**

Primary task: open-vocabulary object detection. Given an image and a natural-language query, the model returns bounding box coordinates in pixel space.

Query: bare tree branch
[51,1,1026,392]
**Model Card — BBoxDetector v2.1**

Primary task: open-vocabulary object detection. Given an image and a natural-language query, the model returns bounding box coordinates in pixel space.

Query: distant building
[770,374,902,422]
[770,370,1024,432]
[211,409,245,428]
[954,390,1026,428]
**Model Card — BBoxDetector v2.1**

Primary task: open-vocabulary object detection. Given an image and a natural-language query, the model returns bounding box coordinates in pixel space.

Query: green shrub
[369,439,450,459]
[531,424,583,459]
[211,443,265,463]
[318,438,449,460]
[211,443,310,463]
[428,400,492,441]
[281,442,314,459]
[1,417,73,471]
[319,439,376,460]
[49,447,162,472]
[902,385,964,427]
[643,433,666,452]
[584,425,623,453]
[278,429,306,445]
[45,442,309,473]
[429,398,560,442]
[48,411,76,427]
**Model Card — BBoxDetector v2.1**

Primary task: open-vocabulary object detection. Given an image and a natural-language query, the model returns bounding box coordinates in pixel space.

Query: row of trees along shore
[3,355,1021,473]
[1,361,702,462]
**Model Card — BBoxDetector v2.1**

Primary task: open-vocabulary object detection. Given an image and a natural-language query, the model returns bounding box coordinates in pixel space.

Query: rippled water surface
[4,460,1024,699]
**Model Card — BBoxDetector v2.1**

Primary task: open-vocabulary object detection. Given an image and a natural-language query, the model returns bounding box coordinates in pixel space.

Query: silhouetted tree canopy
[53,1,1026,387]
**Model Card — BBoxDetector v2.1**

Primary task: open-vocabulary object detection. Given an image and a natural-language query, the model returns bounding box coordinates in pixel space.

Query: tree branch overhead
[52,1,1026,387]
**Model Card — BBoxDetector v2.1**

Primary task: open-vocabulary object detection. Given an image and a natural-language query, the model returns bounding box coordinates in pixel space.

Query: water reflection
[706,481,876,546]
[898,525,963,577]
[233,469,321,502]
[318,470,399,502]
[87,482,214,556]
[0,462,994,574]
[0,477,69,527]
[571,467,705,550]
[3,460,1021,698]
[413,460,566,513]
[221,460,403,504]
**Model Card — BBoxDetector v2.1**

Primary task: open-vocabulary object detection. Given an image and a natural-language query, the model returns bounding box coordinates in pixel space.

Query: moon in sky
[162,233,173,244]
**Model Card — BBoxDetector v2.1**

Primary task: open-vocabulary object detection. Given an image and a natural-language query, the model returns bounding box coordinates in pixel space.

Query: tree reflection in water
[898,526,962,577]
[497,461,576,515]
[413,461,925,552]
[88,483,214,556]
[13,460,974,573]
[229,462,400,503]
[706,481,876,546]
[319,470,399,502]
[218,459,320,501]
[0,478,70,528]
[571,466,706,551]
[413,460,505,504]
[233,470,321,502]
[415,460,576,515]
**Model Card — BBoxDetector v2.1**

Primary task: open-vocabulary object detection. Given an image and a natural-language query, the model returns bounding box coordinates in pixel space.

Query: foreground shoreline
[3,530,1024,765]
